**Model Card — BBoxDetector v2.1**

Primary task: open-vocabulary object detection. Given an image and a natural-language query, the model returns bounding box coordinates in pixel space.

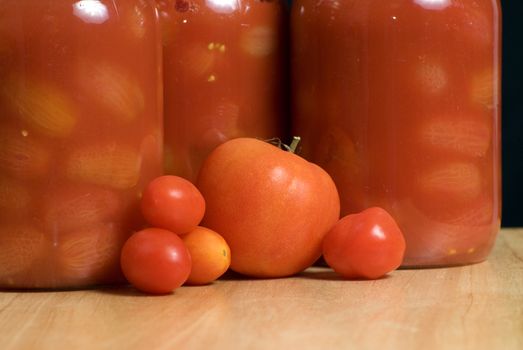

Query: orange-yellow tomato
[182,226,231,285]
[197,138,340,278]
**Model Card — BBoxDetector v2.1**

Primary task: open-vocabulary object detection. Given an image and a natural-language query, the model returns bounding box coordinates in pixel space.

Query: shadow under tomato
[216,269,300,282]
[215,269,247,281]
[297,267,393,282]
[297,269,343,281]
[92,284,176,297]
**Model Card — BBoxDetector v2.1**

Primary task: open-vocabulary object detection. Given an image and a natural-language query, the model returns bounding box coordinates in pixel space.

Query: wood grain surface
[1,229,522,350]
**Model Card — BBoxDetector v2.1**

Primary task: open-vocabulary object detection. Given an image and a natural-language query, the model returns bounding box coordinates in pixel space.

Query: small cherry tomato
[322,207,406,279]
[120,228,191,294]
[141,175,205,235]
[182,226,231,285]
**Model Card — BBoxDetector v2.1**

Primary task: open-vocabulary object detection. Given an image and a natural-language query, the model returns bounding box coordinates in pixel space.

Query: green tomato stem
[265,136,301,154]
[289,136,301,154]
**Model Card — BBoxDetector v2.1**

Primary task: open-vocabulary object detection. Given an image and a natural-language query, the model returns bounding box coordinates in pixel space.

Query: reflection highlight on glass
[206,0,239,14]
[73,0,109,24]
[413,0,451,10]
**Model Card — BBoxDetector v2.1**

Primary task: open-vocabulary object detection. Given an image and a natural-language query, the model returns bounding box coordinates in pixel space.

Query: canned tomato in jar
[291,0,501,267]
[0,0,163,288]
[157,0,287,182]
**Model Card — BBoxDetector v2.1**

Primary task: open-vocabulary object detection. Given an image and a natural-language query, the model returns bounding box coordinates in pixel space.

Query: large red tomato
[197,138,340,278]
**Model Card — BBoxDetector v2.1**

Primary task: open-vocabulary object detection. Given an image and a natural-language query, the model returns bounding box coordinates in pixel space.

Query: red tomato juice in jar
[291,0,501,266]
[0,0,163,288]
[157,0,287,181]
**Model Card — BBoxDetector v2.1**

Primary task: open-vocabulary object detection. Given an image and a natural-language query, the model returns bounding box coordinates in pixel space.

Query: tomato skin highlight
[323,207,406,280]
[197,137,340,278]
[120,228,191,294]
[140,175,205,235]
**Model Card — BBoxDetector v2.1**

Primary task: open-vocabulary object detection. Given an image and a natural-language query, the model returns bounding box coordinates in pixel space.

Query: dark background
[500,0,522,226]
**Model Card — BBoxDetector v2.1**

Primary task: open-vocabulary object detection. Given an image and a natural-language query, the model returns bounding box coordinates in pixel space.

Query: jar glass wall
[0,0,163,288]
[291,0,501,267]
[157,0,287,182]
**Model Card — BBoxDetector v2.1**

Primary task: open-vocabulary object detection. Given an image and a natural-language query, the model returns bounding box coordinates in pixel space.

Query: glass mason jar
[0,0,163,288]
[157,0,287,182]
[291,0,501,267]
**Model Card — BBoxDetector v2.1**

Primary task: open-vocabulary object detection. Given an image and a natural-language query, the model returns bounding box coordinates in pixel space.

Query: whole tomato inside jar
[0,0,163,289]
[291,0,501,267]
[157,0,287,181]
